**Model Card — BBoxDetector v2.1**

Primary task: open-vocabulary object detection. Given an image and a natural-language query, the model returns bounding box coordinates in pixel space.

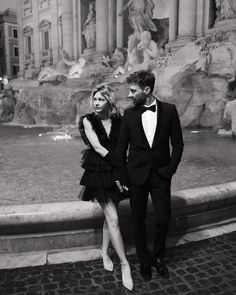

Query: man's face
[128,84,147,107]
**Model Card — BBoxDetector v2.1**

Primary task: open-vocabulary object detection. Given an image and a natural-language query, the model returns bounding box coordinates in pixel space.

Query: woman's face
[93,91,109,115]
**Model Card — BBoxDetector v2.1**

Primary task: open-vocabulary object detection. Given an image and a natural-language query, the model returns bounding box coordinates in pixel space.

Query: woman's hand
[115,180,123,193]
[115,180,129,193]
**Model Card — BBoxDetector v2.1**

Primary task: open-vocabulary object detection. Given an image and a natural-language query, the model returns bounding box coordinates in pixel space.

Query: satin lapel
[137,108,151,148]
[151,99,161,148]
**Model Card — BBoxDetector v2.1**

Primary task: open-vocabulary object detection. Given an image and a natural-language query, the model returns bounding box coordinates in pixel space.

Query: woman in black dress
[79,84,133,291]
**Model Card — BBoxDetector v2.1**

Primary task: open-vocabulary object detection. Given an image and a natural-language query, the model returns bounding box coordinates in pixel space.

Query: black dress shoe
[140,262,152,281]
[151,258,169,278]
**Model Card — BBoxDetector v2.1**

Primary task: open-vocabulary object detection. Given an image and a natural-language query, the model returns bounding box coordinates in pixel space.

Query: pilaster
[16,0,24,78]
[32,0,40,69]
[61,0,73,58]
[95,0,109,54]
[169,0,179,41]
[196,0,205,37]
[178,0,197,40]
[108,0,115,53]
[51,0,59,64]
[116,0,124,48]
[72,0,78,60]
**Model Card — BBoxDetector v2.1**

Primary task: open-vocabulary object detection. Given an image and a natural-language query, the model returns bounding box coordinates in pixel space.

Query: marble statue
[66,58,87,79]
[113,31,159,76]
[82,2,96,49]
[137,31,160,69]
[119,0,157,35]
[124,33,143,73]
[38,49,86,82]
[111,48,127,69]
[112,33,143,77]
[38,49,70,83]
[215,0,236,21]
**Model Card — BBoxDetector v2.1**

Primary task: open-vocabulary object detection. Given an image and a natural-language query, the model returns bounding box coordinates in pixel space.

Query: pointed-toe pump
[121,263,134,291]
[99,250,114,272]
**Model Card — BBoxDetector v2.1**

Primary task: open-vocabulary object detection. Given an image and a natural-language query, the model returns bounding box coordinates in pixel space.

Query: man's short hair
[126,70,155,93]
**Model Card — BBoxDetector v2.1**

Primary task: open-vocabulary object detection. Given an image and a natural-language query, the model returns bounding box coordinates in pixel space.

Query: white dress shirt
[141,100,157,147]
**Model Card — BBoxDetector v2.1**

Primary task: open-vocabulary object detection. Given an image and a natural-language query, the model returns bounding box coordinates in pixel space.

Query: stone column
[51,0,59,64]
[61,0,73,57]
[116,0,124,48]
[32,0,40,69]
[72,0,78,60]
[203,0,210,33]
[16,0,24,77]
[196,0,204,37]
[178,0,197,39]
[96,0,109,53]
[169,0,179,41]
[108,0,115,52]
[77,0,82,56]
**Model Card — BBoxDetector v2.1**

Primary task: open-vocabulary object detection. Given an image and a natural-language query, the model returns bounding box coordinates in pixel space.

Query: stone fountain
[6,1,236,137]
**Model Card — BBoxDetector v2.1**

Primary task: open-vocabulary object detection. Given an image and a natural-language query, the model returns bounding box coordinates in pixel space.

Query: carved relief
[23,0,32,17]
[39,0,51,10]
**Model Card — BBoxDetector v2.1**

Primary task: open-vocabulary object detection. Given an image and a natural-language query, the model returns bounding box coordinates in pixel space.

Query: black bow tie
[140,105,156,113]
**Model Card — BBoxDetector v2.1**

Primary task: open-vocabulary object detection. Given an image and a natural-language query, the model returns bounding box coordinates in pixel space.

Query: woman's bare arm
[83,117,108,157]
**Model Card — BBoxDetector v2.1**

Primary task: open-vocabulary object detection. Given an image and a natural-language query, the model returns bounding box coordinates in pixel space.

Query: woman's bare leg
[101,201,127,265]
[101,219,110,254]
[101,200,133,290]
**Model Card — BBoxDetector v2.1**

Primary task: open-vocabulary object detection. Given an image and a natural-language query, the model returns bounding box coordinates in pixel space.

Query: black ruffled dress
[79,112,123,203]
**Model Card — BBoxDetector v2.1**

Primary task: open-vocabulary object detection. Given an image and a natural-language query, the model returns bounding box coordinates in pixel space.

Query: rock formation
[153,32,236,129]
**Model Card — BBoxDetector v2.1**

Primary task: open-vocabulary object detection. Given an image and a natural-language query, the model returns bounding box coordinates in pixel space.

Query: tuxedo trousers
[129,169,171,263]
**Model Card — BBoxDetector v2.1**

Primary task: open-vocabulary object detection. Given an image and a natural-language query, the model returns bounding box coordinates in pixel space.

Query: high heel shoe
[99,250,114,272]
[121,262,134,291]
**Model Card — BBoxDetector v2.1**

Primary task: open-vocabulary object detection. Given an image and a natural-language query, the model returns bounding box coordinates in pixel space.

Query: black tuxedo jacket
[116,99,184,185]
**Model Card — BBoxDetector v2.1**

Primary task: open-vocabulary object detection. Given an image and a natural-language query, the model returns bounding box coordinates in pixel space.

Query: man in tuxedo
[115,70,184,281]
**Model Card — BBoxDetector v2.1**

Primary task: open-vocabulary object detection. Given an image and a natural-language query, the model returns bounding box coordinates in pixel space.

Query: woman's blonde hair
[90,84,120,115]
